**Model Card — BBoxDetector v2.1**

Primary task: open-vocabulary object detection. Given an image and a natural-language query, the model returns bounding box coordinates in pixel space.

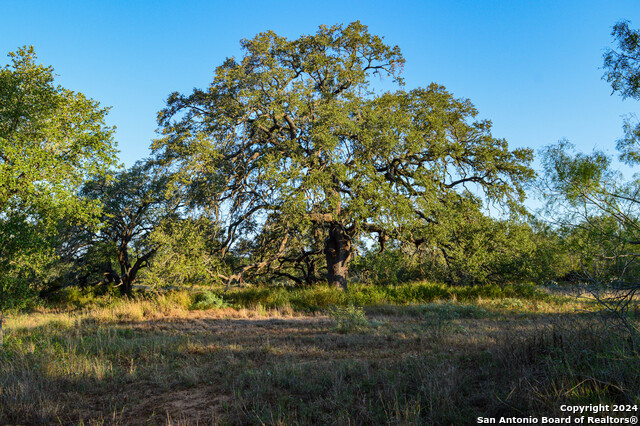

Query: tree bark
[118,243,132,296]
[0,310,4,347]
[115,244,156,296]
[324,223,352,291]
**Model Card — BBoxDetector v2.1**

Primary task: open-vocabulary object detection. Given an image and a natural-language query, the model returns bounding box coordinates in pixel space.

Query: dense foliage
[48,162,182,295]
[152,22,534,289]
[0,47,117,309]
[139,217,228,290]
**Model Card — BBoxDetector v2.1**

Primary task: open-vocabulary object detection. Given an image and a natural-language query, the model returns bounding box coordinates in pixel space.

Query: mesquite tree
[153,22,533,289]
[537,20,640,341]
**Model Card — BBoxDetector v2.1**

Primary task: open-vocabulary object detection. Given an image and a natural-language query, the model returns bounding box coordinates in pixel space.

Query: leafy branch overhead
[152,21,534,289]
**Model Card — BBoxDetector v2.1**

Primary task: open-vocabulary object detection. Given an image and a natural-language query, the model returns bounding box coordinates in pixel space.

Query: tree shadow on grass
[2,309,639,424]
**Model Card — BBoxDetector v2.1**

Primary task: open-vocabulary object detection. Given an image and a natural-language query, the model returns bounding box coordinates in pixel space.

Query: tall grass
[222,281,555,312]
[38,281,565,318]
[231,318,640,424]
[0,280,614,424]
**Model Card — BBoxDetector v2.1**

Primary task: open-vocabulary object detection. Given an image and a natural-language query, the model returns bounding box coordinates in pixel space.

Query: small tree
[153,22,534,289]
[140,217,227,289]
[72,161,178,296]
[541,140,640,337]
[536,20,640,340]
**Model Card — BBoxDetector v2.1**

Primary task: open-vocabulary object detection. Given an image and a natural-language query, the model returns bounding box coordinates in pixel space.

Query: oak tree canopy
[153,22,534,290]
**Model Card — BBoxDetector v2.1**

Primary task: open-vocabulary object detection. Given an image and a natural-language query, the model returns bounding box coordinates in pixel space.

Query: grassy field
[1,282,639,425]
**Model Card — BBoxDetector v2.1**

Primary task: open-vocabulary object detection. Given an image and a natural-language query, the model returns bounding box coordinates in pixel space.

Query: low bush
[190,291,228,310]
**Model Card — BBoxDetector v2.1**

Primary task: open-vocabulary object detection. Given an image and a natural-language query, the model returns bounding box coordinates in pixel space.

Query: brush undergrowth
[221,281,557,312]
[39,280,562,315]
[190,291,229,310]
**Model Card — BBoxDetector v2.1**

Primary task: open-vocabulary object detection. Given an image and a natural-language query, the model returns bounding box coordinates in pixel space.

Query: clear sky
[2,0,639,171]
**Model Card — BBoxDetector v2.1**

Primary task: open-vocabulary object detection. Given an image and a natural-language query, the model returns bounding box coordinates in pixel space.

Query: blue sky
[2,0,639,171]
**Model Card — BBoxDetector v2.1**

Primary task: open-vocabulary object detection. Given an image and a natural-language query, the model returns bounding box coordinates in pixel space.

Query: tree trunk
[305,258,318,285]
[0,310,4,347]
[120,268,137,297]
[119,249,156,297]
[120,276,134,297]
[324,223,352,291]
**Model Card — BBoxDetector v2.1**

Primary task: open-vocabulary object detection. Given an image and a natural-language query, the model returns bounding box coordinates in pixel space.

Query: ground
[1,285,639,425]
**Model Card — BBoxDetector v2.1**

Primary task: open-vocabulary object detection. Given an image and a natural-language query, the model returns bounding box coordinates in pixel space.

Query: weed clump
[190,291,228,310]
[328,305,369,333]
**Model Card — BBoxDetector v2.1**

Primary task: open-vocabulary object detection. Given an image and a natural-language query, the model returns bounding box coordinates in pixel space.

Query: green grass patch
[41,280,564,316]
[220,281,556,312]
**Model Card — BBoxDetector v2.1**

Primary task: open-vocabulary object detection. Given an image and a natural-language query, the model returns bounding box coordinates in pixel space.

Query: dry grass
[0,287,638,424]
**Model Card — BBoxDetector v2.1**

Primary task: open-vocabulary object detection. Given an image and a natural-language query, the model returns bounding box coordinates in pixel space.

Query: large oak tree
[153,22,534,289]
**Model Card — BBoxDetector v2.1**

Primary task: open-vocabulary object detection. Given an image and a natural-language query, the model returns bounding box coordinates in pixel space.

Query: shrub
[48,284,119,309]
[190,291,228,310]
